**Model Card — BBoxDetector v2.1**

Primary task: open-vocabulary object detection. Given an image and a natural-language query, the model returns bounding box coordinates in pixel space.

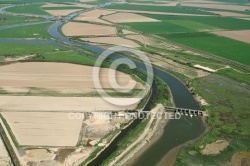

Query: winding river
[0,6,205,166]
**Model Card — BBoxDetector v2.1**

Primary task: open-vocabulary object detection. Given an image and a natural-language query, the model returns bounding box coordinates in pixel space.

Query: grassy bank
[5,4,49,15]
[0,15,43,26]
[0,43,59,57]
[176,74,250,165]
[0,22,53,39]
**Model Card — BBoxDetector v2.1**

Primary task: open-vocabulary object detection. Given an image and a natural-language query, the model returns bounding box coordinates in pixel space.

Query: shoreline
[123,115,210,166]
[122,112,170,166]
[156,116,210,166]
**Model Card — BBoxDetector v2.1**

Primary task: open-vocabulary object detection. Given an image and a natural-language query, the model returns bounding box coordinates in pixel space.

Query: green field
[0,43,59,56]
[42,6,86,10]
[160,32,250,65]
[0,22,52,39]
[141,14,250,30]
[38,51,96,65]
[124,21,195,34]
[0,42,96,65]
[121,14,250,65]
[105,4,214,15]
[0,15,43,26]
[5,4,50,15]
[123,15,250,34]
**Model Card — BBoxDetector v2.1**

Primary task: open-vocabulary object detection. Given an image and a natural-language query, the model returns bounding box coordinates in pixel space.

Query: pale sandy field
[103,12,160,23]
[126,35,146,45]
[81,36,140,47]
[0,62,143,93]
[62,22,116,36]
[201,140,229,155]
[45,9,80,16]
[74,9,115,24]
[0,96,141,111]
[0,62,143,111]
[211,30,250,44]
[181,3,250,11]
[208,11,250,17]
[1,112,83,146]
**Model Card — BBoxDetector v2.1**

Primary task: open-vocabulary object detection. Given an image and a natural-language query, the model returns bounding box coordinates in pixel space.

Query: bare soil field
[81,36,140,47]
[0,62,143,94]
[103,12,160,23]
[1,112,83,146]
[211,30,250,44]
[181,3,250,11]
[0,96,141,111]
[64,147,95,166]
[208,11,250,17]
[62,22,116,36]
[23,149,54,162]
[84,112,116,138]
[126,35,146,45]
[201,140,229,155]
[74,9,115,24]
[45,9,81,16]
